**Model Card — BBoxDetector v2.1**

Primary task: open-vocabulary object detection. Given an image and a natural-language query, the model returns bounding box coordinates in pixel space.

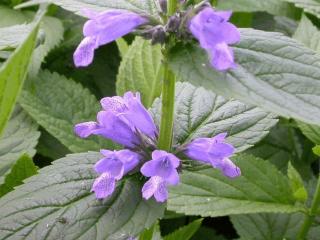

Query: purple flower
[74,9,148,67]
[74,92,157,148]
[184,133,241,178]
[189,7,240,71]
[141,150,180,202]
[91,149,140,199]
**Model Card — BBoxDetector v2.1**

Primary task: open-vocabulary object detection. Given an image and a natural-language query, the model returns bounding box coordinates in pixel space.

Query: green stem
[157,61,176,151]
[298,175,320,239]
[167,0,177,15]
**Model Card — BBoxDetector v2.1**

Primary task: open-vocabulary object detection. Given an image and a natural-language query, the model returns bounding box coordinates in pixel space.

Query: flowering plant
[0,0,320,239]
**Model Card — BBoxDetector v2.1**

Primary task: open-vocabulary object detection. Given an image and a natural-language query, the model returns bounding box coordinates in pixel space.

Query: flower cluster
[73,3,240,71]
[75,92,240,202]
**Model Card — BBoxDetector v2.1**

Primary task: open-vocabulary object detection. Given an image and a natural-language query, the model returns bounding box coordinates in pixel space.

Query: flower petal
[94,157,124,179]
[91,173,116,199]
[73,37,97,67]
[209,43,236,71]
[74,121,98,138]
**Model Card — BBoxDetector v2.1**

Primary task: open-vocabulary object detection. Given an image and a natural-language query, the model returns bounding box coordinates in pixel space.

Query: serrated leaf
[167,154,303,217]
[0,5,30,27]
[151,82,278,152]
[287,163,308,202]
[116,38,129,58]
[313,145,320,156]
[0,24,32,51]
[169,28,320,125]
[163,219,202,240]
[0,106,40,183]
[0,11,41,136]
[0,154,37,197]
[285,0,320,18]
[231,212,320,240]
[29,16,64,76]
[298,122,320,144]
[139,222,162,240]
[0,152,165,239]
[117,37,163,108]
[217,0,295,17]
[18,0,160,18]
[19,70,115,153]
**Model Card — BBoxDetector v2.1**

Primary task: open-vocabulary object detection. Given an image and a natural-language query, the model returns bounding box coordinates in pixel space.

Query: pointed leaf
[169,29,320,125]
[0,152,165,240]
[163,219,202,240]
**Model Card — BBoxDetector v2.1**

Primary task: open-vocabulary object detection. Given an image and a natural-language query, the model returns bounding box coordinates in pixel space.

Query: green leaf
[231,212,320,240]
[163,219,202,240]
[294,15,320,52]
[139,222,162,240]
[217,0,296,17]
[0,154,37,197]
[116,38,129,58]
[245,123,316,178]
[151,82,278,152]
[0,152,165,239]
[0,12,41,136]
[285,0,320,18]
[287,162,308,202]
[191,227,227,240]
[0,24,32,50]
[313,145,320,156]
[0,106,40,183]
[117,37,163,108]
[169,29,320,125]
[29,16,64,76]
[17,0,160,17]
[19,70,115,153]
[167,154,303,217]
[298,122,320,144]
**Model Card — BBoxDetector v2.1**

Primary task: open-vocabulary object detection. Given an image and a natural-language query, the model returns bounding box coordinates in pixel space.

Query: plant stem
[157,60,176,151]
[298,175,320,239]
[167,0,177,16]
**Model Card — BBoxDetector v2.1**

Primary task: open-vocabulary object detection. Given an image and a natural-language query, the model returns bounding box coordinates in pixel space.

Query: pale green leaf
[0,106,40,183]
[217,0,295,17]
[117,37,163,108]
[116,38,129,58]
[285,0,320,18]
[0,24,32,51]
[151,82,278,152]
[17,0,160,18]
[0,154,37,197]
[0,152,165,239]
[167,154,303,217]
[231,212,320,240]
[163,219,202,240]
[169,28,320,125]
[19,70,115,153]
[0,11,41,136]
[294,15,320,52]
[298,122,320,144]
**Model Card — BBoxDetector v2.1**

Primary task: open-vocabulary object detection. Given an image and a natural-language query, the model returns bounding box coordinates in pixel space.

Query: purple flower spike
[100,92,158,139]
[91,149,140,199]
[74,9,148,67]
[185,133,241,178]
[189,7,240,71]
[141,150,180,202]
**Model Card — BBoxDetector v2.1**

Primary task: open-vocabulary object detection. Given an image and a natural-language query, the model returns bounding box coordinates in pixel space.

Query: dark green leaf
[0,154,37,197]
[151,82,278,152]
[19,70,115,153]
[139,222,162,240]
[0,152,165,239]
[167,154,303,217]
[285,0,320,18]
[169,29,320,125]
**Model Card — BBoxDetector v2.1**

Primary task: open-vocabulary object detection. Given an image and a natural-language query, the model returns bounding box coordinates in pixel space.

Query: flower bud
[166,15,181,33]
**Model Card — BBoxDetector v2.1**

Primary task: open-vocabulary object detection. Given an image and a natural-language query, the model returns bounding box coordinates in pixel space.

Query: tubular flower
[141,150,180,202]
[189,7,240,71]
[184,133,241,178]
[74,92,157,148]
[91,149,140,198]
[74,9,148,67]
